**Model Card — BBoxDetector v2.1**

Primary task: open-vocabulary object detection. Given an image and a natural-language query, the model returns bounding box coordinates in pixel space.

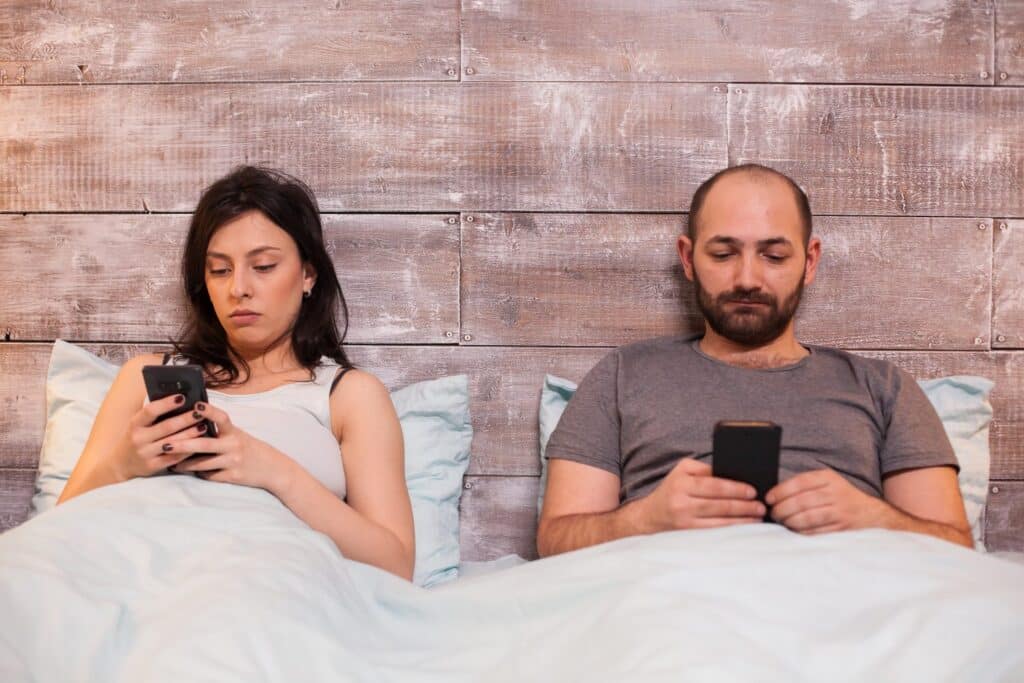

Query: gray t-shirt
[546,335,958,503]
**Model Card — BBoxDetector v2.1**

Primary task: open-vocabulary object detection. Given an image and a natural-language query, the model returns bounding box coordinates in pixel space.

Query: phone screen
[711,420,781,520]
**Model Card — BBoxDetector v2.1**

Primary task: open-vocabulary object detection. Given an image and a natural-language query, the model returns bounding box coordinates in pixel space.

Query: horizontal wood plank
[996,0,1024,85]
[729,85,1024,217]
[0,1,459,83]
[993,220,1024,348]
[463,0,993,84]
[0,83,727,212]
[0,469,35,534]
[3,344,1023,479]
[985,480,1024,552]
[0,214,460,343]
[459,475,539,561]
[461,213,992,349]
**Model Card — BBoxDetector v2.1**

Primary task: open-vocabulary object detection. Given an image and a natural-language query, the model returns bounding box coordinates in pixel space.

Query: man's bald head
[687,164,812,246]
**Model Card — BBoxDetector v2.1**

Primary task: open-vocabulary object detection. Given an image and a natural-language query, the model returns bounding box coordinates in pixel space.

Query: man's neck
[697,326,808,369]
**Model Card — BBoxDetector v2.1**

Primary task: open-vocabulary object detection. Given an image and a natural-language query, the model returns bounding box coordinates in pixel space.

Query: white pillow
[32,340,472,587]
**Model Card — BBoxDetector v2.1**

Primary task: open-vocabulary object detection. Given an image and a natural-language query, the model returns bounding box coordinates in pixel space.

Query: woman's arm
[58,352,207,504]
[173,370,416,580]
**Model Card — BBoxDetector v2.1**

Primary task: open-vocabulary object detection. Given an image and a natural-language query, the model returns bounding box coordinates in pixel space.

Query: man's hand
[637,458,765,532]
[766,469,886,534]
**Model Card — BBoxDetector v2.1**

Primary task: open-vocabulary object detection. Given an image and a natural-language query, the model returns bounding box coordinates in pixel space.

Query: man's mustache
[716,289,776,306]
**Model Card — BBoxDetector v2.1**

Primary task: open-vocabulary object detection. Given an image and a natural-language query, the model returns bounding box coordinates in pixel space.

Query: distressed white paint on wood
[464,0,993,84]
[985,480,1024,552]
[995,0,1024,85]
[0,469,34,533]
[459,475,539,561]
[460,213,992,349]
[0,0,459,82]
[0,214,459,343]
[730,85,1024,217]
[993,220,1024,349]
[0,83,727,212]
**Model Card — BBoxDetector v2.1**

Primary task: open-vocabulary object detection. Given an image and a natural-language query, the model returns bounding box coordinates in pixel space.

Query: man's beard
[694,273,804,347]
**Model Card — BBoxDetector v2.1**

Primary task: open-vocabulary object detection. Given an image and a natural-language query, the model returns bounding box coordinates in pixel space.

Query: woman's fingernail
[197,423,207,433]
[174,395,185,404]
[196,403,206,412]
[192,411,201,420]
[162,443,173,452]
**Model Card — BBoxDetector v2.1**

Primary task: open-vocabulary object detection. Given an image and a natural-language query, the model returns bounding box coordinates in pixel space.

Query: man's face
[679,174,819,347]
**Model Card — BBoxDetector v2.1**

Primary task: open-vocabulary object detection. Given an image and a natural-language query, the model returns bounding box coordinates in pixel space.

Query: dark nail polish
[197,423,207,433]
[196,403,206,412]
[192,411,202,420]
[174,395,185,404]
[162,443,172,452]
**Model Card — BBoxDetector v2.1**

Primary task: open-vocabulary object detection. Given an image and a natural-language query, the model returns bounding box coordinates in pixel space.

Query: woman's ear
[303,263,317,293]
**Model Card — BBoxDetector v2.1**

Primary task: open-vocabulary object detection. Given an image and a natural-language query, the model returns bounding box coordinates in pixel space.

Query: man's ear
[677,234,696,282]
[803,237,822,286]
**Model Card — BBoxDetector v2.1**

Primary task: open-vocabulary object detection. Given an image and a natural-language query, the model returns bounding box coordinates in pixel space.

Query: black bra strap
[161,352,171,365]
[329,367,353,395]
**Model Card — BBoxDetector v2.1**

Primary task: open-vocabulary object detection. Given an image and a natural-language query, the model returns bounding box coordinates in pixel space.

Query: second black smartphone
[712,420,781,520]
[141,365,218,437]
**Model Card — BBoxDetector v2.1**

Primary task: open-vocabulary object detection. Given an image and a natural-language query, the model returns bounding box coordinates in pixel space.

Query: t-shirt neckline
[688,337,813,373]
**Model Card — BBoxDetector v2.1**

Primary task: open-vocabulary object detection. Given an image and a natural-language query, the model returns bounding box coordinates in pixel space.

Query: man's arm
[767,466,972,548]
[537,458,764,557]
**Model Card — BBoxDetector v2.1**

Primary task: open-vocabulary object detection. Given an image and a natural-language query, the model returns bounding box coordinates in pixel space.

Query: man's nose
[734,253,764,290]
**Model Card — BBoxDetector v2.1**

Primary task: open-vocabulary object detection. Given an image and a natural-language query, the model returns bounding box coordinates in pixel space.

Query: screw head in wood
[446,68,456,77]
[980,70,989,79]
[447,216,456,224]
[977,222,987,231]
[997,335,1007,343]
[974,337,983,345]
[465,215,474,223]
[445,331,454,338]
[463,334,472,341]
[991,485,1000,494]
[999,72,1008,81]
[465,67,475,76]
[999,222,1008,232]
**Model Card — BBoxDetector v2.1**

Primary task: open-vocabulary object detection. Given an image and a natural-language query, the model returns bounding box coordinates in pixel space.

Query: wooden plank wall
[1,1,1022,559]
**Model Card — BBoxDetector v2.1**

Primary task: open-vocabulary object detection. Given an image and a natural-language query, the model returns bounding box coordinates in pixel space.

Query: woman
[58,166,415,581]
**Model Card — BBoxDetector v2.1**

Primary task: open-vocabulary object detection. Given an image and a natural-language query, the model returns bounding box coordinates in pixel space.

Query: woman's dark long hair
[173,166,353,386]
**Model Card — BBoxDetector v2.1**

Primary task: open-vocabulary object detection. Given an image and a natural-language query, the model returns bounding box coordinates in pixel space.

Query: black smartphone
[141,365,218,438]
[712,420,781,521]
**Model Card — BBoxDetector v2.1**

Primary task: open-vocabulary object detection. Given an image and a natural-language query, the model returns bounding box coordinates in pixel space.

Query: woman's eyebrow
[206,246,284,259]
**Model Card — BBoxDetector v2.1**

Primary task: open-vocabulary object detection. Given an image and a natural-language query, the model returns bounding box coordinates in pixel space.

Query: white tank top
[167,356,347,500]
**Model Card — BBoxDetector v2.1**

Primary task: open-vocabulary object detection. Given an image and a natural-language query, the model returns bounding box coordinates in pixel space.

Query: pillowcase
[32,340,472,587]
[538,373,994,549]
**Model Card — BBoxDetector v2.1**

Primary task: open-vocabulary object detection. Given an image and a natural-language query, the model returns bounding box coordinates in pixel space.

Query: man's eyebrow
[756,237,793,248]
[206,246,283,259]
[705,235,743,247]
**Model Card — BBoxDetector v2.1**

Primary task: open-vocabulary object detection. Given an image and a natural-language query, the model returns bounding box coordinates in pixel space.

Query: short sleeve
[544,350,622,477]
[879,369,959,475]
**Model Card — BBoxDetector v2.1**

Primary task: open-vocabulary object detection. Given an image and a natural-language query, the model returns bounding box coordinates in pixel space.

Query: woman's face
[204,210,315,355]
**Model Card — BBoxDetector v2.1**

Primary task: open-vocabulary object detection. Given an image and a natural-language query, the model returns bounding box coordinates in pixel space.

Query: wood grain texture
[985,480,1024,552]
[463,0,993,84]
[729,85,1024,217]
[459,475,539,561]
[0,83,727,212]
[993,220,1024,348]
[460,213,992,349]
[0,214,460,343]
[0,1,459,83]
[0,469,34,534]
[4,344,1023,478]
[996,0,1024,85]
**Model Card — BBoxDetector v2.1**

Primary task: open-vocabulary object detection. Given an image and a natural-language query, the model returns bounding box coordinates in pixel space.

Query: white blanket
[1,476,1022,682]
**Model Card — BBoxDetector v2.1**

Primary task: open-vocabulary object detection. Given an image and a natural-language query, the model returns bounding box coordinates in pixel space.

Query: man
[537,164,972,556]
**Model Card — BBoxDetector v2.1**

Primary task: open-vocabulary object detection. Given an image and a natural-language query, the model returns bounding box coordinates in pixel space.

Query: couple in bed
[57,163,973,584]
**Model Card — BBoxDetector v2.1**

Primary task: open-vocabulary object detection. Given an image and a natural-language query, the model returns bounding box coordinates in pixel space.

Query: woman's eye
[208,268,230,276]
[254,264,277,273]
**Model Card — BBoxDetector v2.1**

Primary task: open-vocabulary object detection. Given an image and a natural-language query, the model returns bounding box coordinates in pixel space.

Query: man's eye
[254,264,277,272]
[764,254,786,262]
[710,252,732,260]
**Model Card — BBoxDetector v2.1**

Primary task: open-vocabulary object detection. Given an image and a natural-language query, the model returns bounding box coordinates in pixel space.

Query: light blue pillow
[32,340,472,587]
[538,373,994,549]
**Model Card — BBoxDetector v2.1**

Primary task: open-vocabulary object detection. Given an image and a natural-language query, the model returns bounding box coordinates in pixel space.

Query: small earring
[303,289,311,299]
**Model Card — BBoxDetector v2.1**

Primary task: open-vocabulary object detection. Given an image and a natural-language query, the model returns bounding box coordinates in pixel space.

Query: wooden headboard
[2,1,1022,556]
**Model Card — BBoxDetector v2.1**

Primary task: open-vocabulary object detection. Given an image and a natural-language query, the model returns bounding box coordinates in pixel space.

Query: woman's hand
[110,394,211,480]
[168,402,298,496]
